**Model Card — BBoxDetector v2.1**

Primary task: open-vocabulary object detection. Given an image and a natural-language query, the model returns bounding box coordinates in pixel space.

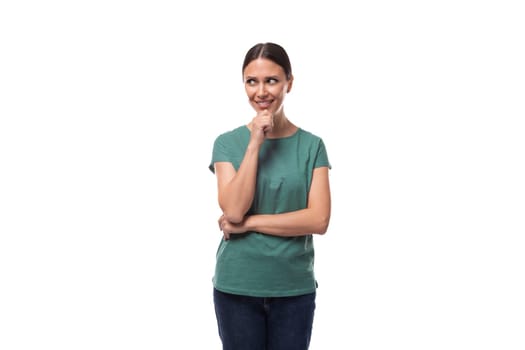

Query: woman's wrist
[243,215,256,232]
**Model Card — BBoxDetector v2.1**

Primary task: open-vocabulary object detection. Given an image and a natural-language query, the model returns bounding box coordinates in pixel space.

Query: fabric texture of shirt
[209,125,331,297]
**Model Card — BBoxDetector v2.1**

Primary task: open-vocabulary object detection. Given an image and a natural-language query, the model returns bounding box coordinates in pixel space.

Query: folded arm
[218,166,331,238]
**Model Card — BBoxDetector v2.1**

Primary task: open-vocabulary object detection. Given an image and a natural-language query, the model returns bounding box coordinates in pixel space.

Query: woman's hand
[218,214,247,240]
[249,110,273,145]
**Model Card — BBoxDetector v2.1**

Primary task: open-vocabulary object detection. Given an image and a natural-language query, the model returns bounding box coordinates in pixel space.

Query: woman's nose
[257,83,267,97]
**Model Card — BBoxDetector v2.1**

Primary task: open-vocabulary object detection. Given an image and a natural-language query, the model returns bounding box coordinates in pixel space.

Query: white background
[1,1,524,349]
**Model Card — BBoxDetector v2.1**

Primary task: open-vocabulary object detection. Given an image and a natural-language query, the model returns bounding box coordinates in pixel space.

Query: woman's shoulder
[296,127,325,142]
[213,125,249,147]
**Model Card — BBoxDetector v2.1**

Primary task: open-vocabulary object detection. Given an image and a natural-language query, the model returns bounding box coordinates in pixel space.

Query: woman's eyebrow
[245,75,279,80]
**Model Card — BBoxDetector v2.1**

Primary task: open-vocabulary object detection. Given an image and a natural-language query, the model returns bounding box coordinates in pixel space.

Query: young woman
[209,42,332,350]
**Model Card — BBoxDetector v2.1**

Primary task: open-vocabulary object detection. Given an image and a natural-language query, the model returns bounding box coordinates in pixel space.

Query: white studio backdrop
[1,1,524,349]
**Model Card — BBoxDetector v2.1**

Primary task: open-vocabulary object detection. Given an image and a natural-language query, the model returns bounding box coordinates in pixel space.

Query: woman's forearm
[244,207,330,237]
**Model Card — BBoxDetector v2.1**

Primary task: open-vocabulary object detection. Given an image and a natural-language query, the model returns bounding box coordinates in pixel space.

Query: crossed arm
[213,155,331,240]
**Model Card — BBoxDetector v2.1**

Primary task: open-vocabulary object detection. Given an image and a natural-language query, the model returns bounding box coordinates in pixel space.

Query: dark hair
[242,42,292,80]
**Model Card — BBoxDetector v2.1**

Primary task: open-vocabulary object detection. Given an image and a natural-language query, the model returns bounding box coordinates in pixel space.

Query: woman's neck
[266,113,297,139]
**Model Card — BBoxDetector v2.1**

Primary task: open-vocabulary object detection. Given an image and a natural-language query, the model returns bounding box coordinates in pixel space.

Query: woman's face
[243,58,292,115]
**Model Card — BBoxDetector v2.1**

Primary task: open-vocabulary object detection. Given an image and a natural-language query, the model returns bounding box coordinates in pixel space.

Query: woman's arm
[214,112,272,223]
[219,166,331,238]
[214,144,260,223]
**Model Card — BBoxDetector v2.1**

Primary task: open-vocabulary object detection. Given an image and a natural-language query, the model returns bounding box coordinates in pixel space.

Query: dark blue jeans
[213,288,316,350]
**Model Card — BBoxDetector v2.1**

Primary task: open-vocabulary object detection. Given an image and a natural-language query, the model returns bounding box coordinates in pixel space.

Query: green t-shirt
[209,126,331,297]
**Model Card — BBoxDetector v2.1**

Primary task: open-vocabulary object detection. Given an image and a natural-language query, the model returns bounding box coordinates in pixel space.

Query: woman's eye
[267,78,278,84]
[245,79,256,85]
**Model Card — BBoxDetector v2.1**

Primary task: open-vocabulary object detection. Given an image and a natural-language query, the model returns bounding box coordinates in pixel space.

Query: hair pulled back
[242,42,292,80]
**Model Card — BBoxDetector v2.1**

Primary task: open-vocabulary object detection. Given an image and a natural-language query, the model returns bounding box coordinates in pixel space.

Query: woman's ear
[287,74,294,93]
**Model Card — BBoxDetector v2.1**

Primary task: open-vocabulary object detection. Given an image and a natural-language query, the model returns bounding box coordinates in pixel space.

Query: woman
[209,42,332,350]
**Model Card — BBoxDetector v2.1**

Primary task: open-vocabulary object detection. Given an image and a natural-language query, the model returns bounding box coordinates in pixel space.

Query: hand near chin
[250,109,273,144]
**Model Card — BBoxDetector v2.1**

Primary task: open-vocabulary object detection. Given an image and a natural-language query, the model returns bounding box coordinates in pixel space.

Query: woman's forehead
[243,58,285,76]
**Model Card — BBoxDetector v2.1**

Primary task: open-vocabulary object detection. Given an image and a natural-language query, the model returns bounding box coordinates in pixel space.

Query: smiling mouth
[256,100,273,108]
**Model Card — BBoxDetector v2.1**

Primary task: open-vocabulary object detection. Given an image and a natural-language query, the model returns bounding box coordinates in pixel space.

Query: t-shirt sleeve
[314,138,332,169]
[209,134,230,174]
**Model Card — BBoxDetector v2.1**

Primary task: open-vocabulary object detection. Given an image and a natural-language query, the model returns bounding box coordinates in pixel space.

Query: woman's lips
[256,100,272,109]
